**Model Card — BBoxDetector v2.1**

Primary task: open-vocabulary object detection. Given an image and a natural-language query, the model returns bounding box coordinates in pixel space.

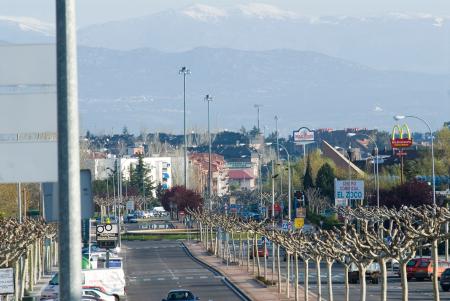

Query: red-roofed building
[228,169,255,190]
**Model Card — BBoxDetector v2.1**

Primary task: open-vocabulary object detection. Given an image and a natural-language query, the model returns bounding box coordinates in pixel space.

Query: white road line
[200,276,208,279]
[157,278,165,281]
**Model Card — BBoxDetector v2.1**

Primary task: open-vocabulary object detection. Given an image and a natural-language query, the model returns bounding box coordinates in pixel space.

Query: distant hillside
[77,47,450,133]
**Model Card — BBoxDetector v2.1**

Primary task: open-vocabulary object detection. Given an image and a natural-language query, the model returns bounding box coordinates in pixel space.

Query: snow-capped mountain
[75,4,450,73]
[0,16,54,43]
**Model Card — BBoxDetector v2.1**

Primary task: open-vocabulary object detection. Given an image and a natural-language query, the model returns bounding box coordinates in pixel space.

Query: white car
[83,288,116,301]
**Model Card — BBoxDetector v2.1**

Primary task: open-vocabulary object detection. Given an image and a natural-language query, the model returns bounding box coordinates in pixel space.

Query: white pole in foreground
[56,0,82,299]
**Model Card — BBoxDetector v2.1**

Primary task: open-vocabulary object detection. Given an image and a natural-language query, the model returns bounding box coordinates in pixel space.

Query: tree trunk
[327,260,333,301]
[239,233,243,266]
[232,231,236,263]
[255,235,261,277]
[400,262,409,301]
[15,259,19,301]
[210,226,214,252]
[316,257,322,301]
[286,252,290,298]
[295,252,299,301]
[380,257,387,301]
[432,238,440,301]
[205,226,209,251]
[359,265,367,301]
[247,233,250,271]
[277,244,282,294]
[199,222,203,244]
[215,230,219,256]
[344,264,349,301]
[304,259,309,301]
[263,239,267,279]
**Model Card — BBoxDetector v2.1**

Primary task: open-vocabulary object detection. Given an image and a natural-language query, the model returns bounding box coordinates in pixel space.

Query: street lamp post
[179,67,190,189]
[278,144,291,221]
[205,94,213,210]
[254,104,263,133]
[394,115,436,205]
[347,133,380,208]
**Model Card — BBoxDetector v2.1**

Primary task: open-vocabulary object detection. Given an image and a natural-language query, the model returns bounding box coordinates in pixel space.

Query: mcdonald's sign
[391,124,413,148]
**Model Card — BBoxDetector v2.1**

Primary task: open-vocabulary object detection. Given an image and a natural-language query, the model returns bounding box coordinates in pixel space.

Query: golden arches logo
[391,124,413,148]
[391,124,411,140]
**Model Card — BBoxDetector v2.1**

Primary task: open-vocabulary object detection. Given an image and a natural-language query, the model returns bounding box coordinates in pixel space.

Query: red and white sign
[293,128,315,144]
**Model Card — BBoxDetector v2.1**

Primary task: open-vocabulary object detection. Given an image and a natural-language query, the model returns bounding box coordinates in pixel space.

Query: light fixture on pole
[254,104,263,134]
[205,94,213,210]
[179,66,190,189]
[394,115,436,205]
[347,133,380,208]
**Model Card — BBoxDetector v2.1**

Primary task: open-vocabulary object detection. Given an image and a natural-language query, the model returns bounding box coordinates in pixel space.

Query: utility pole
[205,95,213,210]
[179,67,190,189]
[254,104,263,133]
[275,116,279,161]
[56,0,82,299]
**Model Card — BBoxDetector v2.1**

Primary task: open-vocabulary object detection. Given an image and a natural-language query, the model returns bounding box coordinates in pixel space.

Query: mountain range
[76,47,450,134]
[1,5,450,133]
[1,4,450,73]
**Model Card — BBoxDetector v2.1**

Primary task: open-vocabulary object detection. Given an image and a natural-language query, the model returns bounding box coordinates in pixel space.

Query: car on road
[250,242,269,258]
[348,262,380,284]
[441,268,450,291]
[403,257,430,280]
[125,214,138,223]
[83,287,117,301]
[413,259,450,281]
[162,289,199,301]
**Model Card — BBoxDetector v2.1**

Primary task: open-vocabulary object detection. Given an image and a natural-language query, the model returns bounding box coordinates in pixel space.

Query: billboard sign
[0,268,14,294]
[0,44,57,183]
[335,180,365,200]
[293,127,315,145]
[391,124,413,148]
[96,224,118,242]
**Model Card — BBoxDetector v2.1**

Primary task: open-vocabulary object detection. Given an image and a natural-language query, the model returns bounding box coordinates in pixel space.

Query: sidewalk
[184,240,315,301]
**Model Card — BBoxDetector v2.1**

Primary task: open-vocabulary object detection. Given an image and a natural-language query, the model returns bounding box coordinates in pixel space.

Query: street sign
[335,180,365,200]
[282,220,292,231]
[294,217,304,229]
[293,127,315,145]
[296,207,306,218]
[0,268,14,294]
[96,224,118,243]
[335,198,348,207]
[126,201,135,211]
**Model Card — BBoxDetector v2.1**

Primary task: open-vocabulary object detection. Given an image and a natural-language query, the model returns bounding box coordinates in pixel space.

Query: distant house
[228,169,255,191]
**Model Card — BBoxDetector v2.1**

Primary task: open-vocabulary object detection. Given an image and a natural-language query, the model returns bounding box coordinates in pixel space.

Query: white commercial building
[86,157,173,192]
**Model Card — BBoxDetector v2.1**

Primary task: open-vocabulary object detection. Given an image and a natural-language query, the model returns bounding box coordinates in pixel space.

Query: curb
[181,241,253,301]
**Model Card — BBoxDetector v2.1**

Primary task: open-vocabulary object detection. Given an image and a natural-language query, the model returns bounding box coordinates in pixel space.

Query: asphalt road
[122,240,242,301]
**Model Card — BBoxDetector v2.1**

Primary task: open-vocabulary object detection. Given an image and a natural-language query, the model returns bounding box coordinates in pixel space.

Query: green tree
[303,155,315,190]
[316,163,336,199]
[129,154,154,197]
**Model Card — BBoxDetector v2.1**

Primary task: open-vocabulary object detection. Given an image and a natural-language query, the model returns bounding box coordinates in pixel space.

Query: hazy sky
[3,0,450,27]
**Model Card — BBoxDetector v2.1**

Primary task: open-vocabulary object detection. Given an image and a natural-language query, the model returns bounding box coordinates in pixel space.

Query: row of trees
[190,205,450,301]
[0,218,57,300]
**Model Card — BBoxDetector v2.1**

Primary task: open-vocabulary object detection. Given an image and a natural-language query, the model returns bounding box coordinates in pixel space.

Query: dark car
[125,214,138,223]
[440,268,450,291]
[162,289,199,301]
